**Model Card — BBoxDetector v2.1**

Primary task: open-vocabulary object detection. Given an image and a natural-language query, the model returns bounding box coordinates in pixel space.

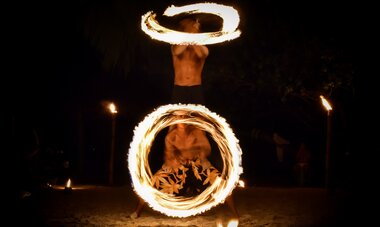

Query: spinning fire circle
[141,2,241,45]
[128,104,243,217]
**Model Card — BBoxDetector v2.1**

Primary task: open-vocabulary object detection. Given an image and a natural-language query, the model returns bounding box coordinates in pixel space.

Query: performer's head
[178,16,201,33]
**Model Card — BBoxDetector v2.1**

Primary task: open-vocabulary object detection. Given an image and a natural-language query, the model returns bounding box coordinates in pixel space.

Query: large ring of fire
[128,104,243,217]
[141,3,241,45]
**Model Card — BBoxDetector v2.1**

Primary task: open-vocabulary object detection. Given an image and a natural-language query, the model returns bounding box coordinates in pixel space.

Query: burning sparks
[320,95,332,111]
[141,3,241,45]
[238,179,245,188]
[128,104,243,217]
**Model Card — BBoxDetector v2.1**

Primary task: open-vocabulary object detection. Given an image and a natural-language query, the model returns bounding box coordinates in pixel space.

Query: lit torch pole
[320,95,333,194]
[108,102,118,185]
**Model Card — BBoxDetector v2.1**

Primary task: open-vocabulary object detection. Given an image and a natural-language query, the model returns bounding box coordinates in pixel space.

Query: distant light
[65,178,73,193]
[66,178,72,188]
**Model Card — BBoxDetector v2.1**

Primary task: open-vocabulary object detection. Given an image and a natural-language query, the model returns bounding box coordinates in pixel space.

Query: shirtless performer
[154,121,218,194]
[170,17,209,105]
[130,16,238,219]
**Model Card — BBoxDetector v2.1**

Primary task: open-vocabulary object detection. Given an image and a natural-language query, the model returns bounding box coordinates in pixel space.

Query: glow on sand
[217,219,239,227]
[141,3,241,45]
[128,104,243,217]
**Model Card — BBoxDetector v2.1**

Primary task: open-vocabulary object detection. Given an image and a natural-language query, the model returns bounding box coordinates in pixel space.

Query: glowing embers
[128,104,243,217]
[141,3,241,45]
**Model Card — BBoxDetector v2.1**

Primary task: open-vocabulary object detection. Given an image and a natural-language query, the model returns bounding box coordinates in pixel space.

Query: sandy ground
[14,184,360,227]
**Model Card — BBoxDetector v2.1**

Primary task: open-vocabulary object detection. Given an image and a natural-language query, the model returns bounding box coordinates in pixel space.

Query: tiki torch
[108,102,118,185]
[320,95,333,193]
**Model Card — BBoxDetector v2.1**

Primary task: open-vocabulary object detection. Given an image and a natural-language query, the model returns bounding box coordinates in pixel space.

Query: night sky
[9,0,363,189]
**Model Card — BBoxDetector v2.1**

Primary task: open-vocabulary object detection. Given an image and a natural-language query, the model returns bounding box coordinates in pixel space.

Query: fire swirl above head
[141,3,241,45]
[128,104,243,217]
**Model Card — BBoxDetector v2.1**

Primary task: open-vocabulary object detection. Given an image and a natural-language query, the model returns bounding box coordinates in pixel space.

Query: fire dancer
[130,16,238,219]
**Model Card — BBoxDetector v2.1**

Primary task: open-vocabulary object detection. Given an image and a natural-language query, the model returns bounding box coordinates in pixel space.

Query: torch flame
[320,95,332,111]
[108,103,118,114]
[238,179,245,188]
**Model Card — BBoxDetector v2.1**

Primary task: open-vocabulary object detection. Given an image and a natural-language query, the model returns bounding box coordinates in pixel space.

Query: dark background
[8,0,363,190]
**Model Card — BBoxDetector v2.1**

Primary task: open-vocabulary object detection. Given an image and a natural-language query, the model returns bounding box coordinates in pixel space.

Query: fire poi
[141,2,241,45]
[128,104,243,217]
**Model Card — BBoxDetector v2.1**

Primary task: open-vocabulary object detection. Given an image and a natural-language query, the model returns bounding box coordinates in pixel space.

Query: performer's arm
[191,45,209,58]
[171,45,188,56]
[163,128,184,167]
